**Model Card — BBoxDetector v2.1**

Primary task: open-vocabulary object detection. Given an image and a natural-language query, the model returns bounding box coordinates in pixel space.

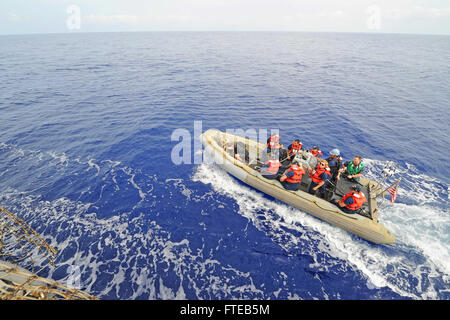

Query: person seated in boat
[309,146,323,158]
[278,147,290,166]
[225,141,249,163]
[260,158,282,180]
[266,134,282,153]
[333,185,367,214]
[286,139,303,160]
[307,159,331,198]
[325,148,343,182]
[279,160,305,191]
[338,155,365,183]
[265,134,290,166]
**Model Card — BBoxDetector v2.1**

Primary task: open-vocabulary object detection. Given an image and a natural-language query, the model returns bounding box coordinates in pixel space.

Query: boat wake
[0,143,269,299]
[1,142,448,299]
[192,159,449,299]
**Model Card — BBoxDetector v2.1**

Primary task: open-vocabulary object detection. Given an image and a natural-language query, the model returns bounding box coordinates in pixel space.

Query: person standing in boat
[308,160,331,198]
[325,148,343,182]
[279,160,305,191]
[333,185,367,214]
[338,155,365,183]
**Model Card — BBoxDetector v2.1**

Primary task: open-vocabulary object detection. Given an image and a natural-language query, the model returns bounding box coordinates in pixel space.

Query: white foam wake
[1,143,264,299]
[0,186,269,299]
[192,161,449,299]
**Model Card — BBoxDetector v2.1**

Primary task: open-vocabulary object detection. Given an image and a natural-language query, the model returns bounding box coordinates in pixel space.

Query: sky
[1,0,450,35]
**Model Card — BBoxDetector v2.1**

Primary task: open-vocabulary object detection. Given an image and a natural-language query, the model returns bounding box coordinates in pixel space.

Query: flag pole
[377,178,400,198]
[374,178,401,214]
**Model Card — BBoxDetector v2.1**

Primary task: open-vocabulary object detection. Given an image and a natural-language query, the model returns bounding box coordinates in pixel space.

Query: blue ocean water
[0,32,449,300]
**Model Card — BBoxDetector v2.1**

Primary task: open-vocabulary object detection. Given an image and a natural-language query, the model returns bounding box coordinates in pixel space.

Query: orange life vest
[285,166,305,183]
[310,166,331,183]
[288,142,302,155]
[341,191,367,211]
[263,159,281,175]
[311,148,323,158]
[268,135,281,150]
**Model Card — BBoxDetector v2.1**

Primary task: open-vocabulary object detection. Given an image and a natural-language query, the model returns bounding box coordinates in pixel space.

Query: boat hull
[200,129,395,245]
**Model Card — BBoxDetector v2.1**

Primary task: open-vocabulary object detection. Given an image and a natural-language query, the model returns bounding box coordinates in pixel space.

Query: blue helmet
[330,148,340,156]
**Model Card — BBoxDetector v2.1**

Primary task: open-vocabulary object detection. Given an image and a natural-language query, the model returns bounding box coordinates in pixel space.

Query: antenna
[372,161,396,199]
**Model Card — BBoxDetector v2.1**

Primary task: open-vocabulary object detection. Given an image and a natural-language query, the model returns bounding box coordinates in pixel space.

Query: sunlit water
[0,32,448,299]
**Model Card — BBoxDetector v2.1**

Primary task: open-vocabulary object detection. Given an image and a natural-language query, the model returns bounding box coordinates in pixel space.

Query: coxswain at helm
[338,155,366,183]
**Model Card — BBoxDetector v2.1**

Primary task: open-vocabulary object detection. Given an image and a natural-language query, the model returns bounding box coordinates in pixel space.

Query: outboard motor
[294,151,318,170]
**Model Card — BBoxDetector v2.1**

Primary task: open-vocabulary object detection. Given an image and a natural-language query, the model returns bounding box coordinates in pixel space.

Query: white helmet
[330,148,340,156]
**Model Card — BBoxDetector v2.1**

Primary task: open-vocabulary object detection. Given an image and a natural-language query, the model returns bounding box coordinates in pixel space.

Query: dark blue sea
[0,32,449,300]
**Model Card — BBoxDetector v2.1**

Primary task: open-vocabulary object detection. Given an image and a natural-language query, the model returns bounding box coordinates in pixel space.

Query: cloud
[3,0,448,35]
[84,14,140,25]
[7,13,20,22]
[384,6,450,20]
[280,9,349,30]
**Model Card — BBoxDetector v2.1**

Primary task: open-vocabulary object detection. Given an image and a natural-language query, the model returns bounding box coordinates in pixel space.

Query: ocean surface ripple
[0,32,448,299]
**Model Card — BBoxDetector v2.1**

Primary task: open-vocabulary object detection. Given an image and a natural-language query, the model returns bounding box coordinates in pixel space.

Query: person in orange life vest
[333,185,367,214]
[279,160,305,191]
[286,139,303,160]
[266,134,282,153]
[310,146,323,158]
[307,160,331,197]
[260,158,282,180]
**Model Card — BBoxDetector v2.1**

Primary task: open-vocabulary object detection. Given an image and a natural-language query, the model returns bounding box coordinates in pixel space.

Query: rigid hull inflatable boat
[200,129,395,245]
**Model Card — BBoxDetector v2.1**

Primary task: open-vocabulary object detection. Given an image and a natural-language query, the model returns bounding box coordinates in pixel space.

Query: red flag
[387,186,398,203]
[384,178,400,203]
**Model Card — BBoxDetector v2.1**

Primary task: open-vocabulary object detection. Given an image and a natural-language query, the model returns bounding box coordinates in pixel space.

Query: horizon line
[1,29,449,37]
